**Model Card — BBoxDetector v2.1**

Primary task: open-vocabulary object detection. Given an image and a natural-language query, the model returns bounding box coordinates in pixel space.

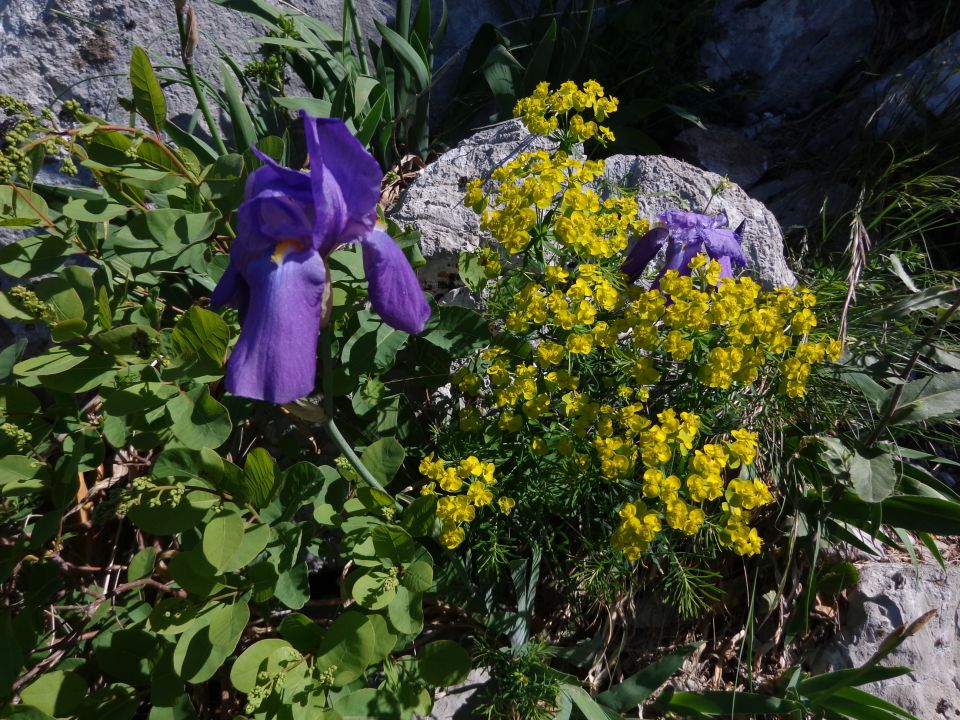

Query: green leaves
[0,456,49,496]
[597,643,700,711]
[417,640,470,686]
[243,447,282,507]
[886,371,960,426]
[422,305,491,356]
[848,447,896,503]
[230,639,293,693]
[360,438,405,485]
[130,46,167,132]
[19,670,88,716]
[313,611,377,685]
[172,601,249,683]
[167,386,232,450]
[201,512,245,572]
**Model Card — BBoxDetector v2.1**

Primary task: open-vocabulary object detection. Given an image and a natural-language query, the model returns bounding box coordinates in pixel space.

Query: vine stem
[318,327,399,506]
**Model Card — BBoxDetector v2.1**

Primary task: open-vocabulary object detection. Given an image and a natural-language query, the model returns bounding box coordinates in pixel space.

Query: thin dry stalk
[839,189,873,343]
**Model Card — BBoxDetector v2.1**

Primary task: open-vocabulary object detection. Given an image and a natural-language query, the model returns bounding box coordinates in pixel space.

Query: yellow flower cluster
[610,427,772,559]
[427,83,843,570]
[716,477,775,556]
[651,262,840,397]
[513,80,618,143]
[468,149,645,260]
[419,453,515,549]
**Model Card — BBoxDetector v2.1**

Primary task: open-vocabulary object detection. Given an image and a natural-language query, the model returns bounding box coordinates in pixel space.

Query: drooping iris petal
[622,226,668,282]
[223,249,328,404]
[360,229,431,335]
[717,255,734,280]
[703,227,748,267]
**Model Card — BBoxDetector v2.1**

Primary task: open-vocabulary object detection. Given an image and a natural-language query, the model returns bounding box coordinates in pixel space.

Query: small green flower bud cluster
[117,478,185,515]
[316,664,337,689]
[244,672,275,714]
[1,422,33,452]
[0,95,76,182]
[335,456,359,482]
[62,99,82,117]
[382,566,400,592]
[8,285,53,321]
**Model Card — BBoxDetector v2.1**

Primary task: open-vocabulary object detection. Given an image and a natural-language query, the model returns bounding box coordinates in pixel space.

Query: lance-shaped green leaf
[130,46,167,132]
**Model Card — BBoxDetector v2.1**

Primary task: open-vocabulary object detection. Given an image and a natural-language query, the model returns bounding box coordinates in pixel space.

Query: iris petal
[224,250,328,404]
[238,192,314,242]
[306,114,382,241]
[662,239,702,275]
[360,229,431,335]
[210,261,248,318]
[301,113,354,254]
[703,228,748,267]
[246,149,313,206]
[622,226,668,282]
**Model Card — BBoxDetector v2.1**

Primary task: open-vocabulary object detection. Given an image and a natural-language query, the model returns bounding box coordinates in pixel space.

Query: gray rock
[675,125,768,189]
[392,121,795,293]
[0,0,391,127]
[418,668,491,720]
[812,562,960,718]
[861,30,960,138]
[390,119,559,296]
[701,0,876,114]
[604,154,797,288]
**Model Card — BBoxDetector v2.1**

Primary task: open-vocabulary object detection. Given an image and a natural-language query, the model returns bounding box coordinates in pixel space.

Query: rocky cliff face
[0,0,392,126]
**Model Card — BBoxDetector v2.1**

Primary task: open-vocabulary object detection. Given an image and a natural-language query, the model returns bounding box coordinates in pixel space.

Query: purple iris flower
[211,111,431,404]
[622,209,747,284]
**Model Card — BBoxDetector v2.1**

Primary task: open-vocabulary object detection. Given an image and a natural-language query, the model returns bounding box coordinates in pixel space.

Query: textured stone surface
[392,121,795,294]
[675,125,768,190]
[0,0,392,127]
[701,0,876,114]
[813,562,960,718]
[604,154,796,288]
[417,668,491,720]
[861,30,960,138]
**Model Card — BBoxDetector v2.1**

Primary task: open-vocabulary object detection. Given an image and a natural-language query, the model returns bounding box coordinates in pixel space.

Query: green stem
[177,12,228,156]
[318,328,399,506]
[325,417,393,501]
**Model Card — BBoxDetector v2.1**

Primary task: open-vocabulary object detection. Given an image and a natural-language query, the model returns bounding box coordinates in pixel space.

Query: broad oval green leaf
[20,670,87,716]
[201,511,245,572]
[230,638,292,693]
[417,640,470,686]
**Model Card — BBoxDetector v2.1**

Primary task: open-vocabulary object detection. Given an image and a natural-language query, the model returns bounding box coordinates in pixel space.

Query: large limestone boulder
[390,120,559,296]
[391,120,796,294]
[813,561,960,718]
[604,154,796,288]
